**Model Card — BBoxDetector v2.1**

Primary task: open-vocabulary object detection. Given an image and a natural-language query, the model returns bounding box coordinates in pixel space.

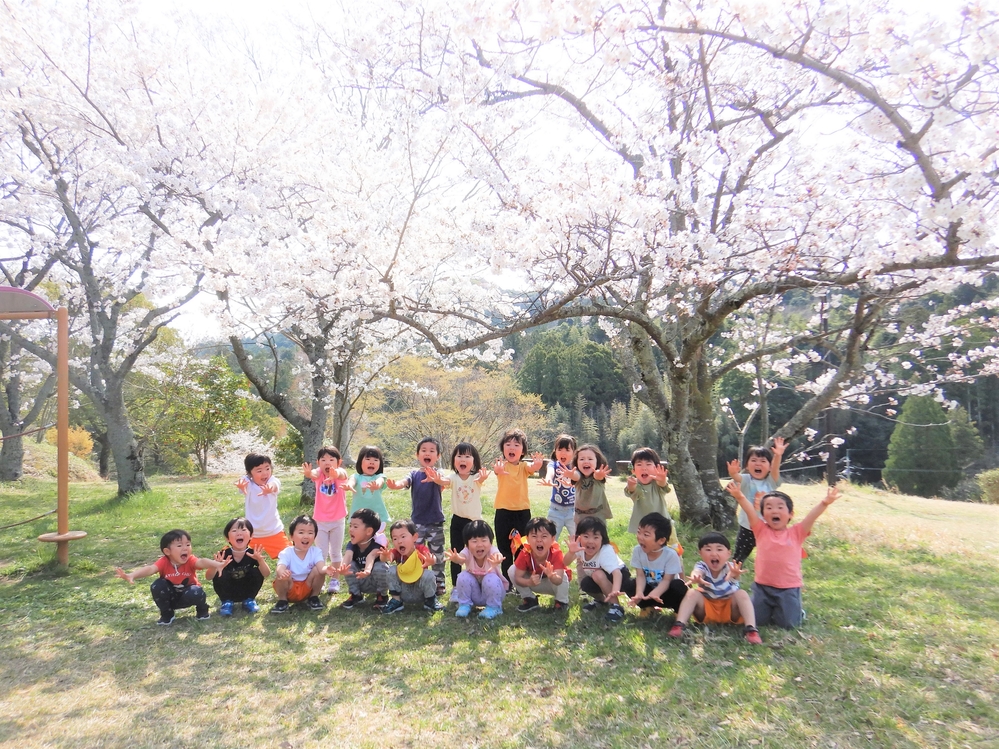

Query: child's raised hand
[417,547,435,569]
[772,436,787,456]
[652,464,668,485]
[822,484,841,506]
[688,567,705,587]
[422,466,441,483]
[726,459,742,480]
[726,561,744,582]
[488,551,504,569]
[259,482,277,496]
[235,477,249,493]
[594,465,611,481]
[492,458,508,475]
[754,491,766,513]
[377,547,393,562]
[302,462,313,478]
[538,478,554,487]
[444,548,465,564]
[114,567,134,584]
[625,473,638,492]
[214,550,226,563]
[567,537,582,556]
[724,481,746,500]
[476,469,490,484]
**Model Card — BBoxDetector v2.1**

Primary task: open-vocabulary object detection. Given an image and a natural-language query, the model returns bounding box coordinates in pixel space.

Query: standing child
[115,529,229,625]
[624,447,672,535]
[622,512,687,618]
[205,517,271,616]
[303,446,349,594]
[541,434,577,542]
[387,437,447,596]
[570,444,612,529]
[726,437,786,564]
[235,453,288,559]
[379,519,444,614]
[508,516,571,614]
[271,515,336,614]
[492,429,545,578]
[726,482,841,628]
[569,516,630,624]
[346,445,390,546]
[338,508,390,610]
[446,519,507,619]
[668,531,762,644]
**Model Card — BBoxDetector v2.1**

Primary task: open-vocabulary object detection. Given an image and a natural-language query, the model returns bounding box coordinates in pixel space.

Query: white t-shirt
[241,476,284,537]
[630,545,683,585]
[449,473,483,520]
[277,545,324,581]
[576,544,625,578]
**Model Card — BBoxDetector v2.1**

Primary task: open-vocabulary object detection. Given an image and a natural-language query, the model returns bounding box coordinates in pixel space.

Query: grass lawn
[1,469,997,748]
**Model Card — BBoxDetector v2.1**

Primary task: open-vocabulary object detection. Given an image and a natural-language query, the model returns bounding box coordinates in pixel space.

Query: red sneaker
[667,621,686,639]
[744,626,763,645]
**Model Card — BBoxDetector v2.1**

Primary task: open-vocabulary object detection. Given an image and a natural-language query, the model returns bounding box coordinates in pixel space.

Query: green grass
[1,471,997,748]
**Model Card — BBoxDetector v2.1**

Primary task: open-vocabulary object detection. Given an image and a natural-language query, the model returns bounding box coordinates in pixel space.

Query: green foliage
[948,405,985,468]
[883,396,961,496]
[615,396,660,457]
[977,468,999,505]
[275,425,304,467]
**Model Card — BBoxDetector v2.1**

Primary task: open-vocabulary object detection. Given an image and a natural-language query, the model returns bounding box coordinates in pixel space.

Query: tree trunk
[664,370,715,528]
[96,433,111,479]
[688,357,735,530]
[0,436,24,481]
[299,407,329,506]
[103,392,150,495]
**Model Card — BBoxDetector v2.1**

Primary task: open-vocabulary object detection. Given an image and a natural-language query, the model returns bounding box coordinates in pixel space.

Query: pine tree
[883,396,961,497]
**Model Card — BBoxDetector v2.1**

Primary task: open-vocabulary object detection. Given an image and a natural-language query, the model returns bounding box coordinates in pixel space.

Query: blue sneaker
[219,601,234,617]
[381,598,405,615]
[478,606,503,620]
[242,599,260,614]
[455,604,472,618]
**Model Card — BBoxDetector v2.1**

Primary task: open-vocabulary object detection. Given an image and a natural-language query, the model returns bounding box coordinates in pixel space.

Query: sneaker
[517,597,540,613]
[307,595,325,611]
[478,606,503,620]
[582,599,602,613]
[552,601,568,613]
[271,600,290,615]
[605,603,625,623]
[327,579,341,595]
[242,599,260,614]
[667,621,687,639]
[372,593,389,610]
[424,596,445,613]
[219,601,234,617]
[455,604,472,618]
[196,606,211,621]
[340,594,364,610]
[381,598,405,615]
[744,626,763,645]
[436,582,447,597]
[157,611,175,626]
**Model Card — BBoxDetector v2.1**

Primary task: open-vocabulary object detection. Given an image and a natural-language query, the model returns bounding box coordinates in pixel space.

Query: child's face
[746,454,772,479]
[453,451,475,476]
[391,527,418,558]
[291,523,316,550]
[636,525,666,554]
[360,455,380,476]
[577,530,603,557]
[318,454,339,474]
[761,496,793,531]
[348,518,375,545]
[502,438,525,463]
[466,535,492,561]
[227,524,251,550]
[632,459,657,484]
[575,449,598,476]
[417,442,440,468]
[528,527,555,557]
[162,536,192,565]
[699,542,730,574]
[249,462,273,486]
[554,446,574,464]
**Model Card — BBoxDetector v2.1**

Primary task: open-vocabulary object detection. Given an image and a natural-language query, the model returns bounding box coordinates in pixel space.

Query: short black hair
[350,507,381,532]
[526,516,556,537]
[631,447,663,466]
[451,442,482,473]
[355,445,384,474]
[745,445,774,465]
[463,519,494,544]
[637,512,672,544]
[160,529,191,552]
[389,518,418,536]
[289,515,318,535]
[317,446,341,461]
[551,433,577,460]
[698,531,730,550]
[417,436,442,455]
[761,491,793,514]
[244,453,272,473]
[499,428,529,456]
[223,517,254,538]
[575,516,610,546]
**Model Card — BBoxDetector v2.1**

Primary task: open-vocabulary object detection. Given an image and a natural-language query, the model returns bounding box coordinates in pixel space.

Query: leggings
[494,508,531,579]
[449,515,474,586]
[733,526,756,564]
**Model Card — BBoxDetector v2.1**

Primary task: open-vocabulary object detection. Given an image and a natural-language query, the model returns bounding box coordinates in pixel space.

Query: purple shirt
[406,469,445,525]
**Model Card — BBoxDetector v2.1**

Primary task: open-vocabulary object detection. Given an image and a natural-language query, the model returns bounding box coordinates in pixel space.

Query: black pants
[620,577,688,612]
[211,569,264,603]
[580,566,632,601]
[150,578,208,617]
[733,526,756,564]
[494,508,531,579]
[449,515,475,586]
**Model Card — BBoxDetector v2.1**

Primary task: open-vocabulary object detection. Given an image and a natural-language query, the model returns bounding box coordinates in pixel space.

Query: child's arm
[302,462,317,479]
[726,459,742,482]
[249,547,271,577]
[423,465,449,487]
[797,484,841,536]
[770,436,786,483]
[539,461,555,487]
[653,464,669,488]
[114,563,159,584]
[362,477,385,492]
[474,468,490,485]
[541,559,565,586]
[629,567,647,605]
[726,561,744,582]
[594,465,611,481]
[337,549,355,576]
[625,472,638,495]
[492,458,508,476]
[386,475,410,490]
[725,481,758,521]
[275,563,291,581]
[605,567,625,603]
[195,556,231,574]
[234,476,250,495]
[527,452,545,474]
[204,551,228,580]
[511,562,535,588]
[444,548,467,567]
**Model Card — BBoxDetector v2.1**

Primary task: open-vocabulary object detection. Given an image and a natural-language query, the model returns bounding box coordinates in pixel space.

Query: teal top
[349,472,390,527]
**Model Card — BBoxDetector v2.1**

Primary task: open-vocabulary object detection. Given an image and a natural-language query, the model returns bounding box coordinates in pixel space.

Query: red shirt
[154,555,201,586]
[513,543,571,582]
[389,544,433,564]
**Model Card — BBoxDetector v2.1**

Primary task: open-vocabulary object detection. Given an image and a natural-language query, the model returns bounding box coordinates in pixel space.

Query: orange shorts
[275,579,313,603]
[252,532,290,559]
[697,596,744,625]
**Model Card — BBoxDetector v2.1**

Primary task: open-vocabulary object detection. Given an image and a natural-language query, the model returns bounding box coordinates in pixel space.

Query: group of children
[116,430,840,642]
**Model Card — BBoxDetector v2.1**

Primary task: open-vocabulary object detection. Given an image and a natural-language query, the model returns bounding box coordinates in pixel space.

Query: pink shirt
[312,474,347,523]
[750,518,809,589]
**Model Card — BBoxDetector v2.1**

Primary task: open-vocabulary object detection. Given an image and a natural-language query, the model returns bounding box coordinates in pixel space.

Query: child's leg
[212,571,263,603]
[273,575,293,601]
[494,509,515,578]
[769,586,802,628]
[659,578,689,613]
[751,582,775,626]
[329,520,345,565]
[733,526,756,564]
[530,576,570,605]
[674,589,705,624]
[587,569,613,598]
[449,516,472,586]
[481,573,506,608]
[547,504,573,542]
[451,570,482,606]
[415,522,446,592]
[150,578,178,617]
[176,584,208,616]
[316,522,334,563]
[306,564,327,596]
[730,589,757,628]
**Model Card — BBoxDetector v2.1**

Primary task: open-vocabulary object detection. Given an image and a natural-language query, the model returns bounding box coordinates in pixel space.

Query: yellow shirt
[494,461,533,511]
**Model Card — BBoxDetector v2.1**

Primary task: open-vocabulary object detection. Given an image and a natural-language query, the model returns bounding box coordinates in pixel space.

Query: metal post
[56,306,69,565]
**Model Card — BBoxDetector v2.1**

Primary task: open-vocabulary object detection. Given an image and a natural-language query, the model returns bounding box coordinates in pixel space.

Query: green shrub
[977,468,999,505]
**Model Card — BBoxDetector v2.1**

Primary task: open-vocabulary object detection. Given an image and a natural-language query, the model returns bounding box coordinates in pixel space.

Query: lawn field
[1,470,996,748]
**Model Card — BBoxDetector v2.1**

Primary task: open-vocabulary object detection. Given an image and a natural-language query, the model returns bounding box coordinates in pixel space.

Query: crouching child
[379,519,444,614]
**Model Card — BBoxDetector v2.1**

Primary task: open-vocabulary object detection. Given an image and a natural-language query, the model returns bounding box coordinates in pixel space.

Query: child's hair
[638,512,672,544]
[417,436,442,455]
[450,442,482,473]
[389,518,418,536]
[223,517,254,538]
[350,507,381,531]
[575,516,611,546]
[499,428,529,456]
[289,515,319,535]
[355,445,384,474]
[317,445,341,461]
[463,519,494,544]
[630,446,663,466]
[760,490,793,513]
[525,516,557,537]
[698,531,731,550]
[160,529,191,551]
[551,433,577,460]
[573,444,609,471]
[744,445,774,464]
[244,453,272,473]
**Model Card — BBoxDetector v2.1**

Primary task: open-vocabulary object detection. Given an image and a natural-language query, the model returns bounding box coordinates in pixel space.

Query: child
[569,516,629,624]
[726,437,786,564]
[235,453,289,559]
[387,437,447,596]
[445,519,507,619]
[624,448,672,534]
[115,529,229,625]
[726,482,841,628]
[338,508,390,610]
[540,434,577,542]
[379,519,444,614]
[570,444,612,529]
[622,512,687,617]
[492,429,545,578]
[205,517,271,615]
[346,445,390,545]
[303,446,349,594]
[271,515,336,614]
[508,516,571,613]
[668,531,762,644]
[425,442,489,586]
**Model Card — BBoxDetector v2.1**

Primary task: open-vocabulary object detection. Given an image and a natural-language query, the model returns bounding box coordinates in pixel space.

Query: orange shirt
[494,461,533,511]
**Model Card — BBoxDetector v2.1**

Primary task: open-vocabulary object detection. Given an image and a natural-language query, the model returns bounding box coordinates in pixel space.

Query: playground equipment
[0,287,85,564]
